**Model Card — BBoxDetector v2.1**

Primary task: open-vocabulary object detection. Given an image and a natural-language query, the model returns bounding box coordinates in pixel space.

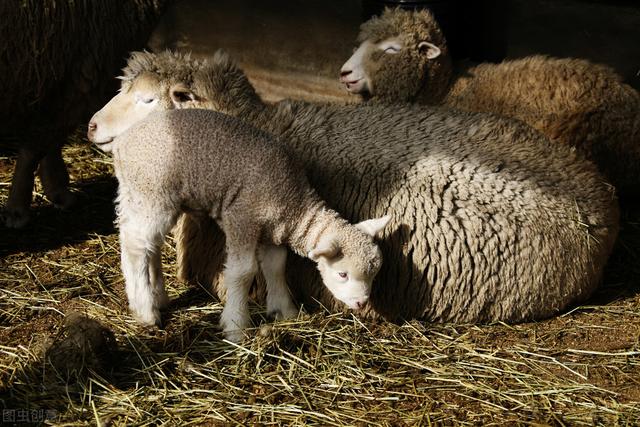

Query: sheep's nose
[356,300,366,309]
[340,69,352,78]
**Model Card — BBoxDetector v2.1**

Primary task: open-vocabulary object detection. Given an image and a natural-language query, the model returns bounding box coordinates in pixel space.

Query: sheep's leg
[258,245,298,320]
[219,230,258,343]
[38,148,76,210]
[119,209,175,327]
[4,148,41,228]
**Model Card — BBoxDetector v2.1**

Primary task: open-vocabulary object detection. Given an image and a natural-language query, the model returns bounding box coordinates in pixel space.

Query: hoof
[267,305,299,321]
[223,328,246,343]
[132,306,162,328]
[219,309,250,343]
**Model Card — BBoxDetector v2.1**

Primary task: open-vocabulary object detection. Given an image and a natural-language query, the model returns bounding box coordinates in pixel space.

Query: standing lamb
[340,8,640,198]
[89,50,619,324]
[88,107,389,342]
[0,0,169,227]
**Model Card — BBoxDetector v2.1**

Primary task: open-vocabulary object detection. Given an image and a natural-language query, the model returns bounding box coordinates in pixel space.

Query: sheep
[88,107,389,342]
[90,50,619,324]
[0,0,170,228]
[340,8,640,198]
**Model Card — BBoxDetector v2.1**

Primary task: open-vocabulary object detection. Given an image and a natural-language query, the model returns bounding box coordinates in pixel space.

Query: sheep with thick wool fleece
[340,7,640,198]
[91,50,619,324]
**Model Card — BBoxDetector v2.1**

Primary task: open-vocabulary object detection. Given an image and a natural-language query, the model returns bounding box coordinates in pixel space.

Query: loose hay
[1,139,639,425]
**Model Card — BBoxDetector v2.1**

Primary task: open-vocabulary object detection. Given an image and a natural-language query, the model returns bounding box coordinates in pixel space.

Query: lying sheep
[88,107,389,342]
[340,8,640,198]
[91,50,619,324]
[0,1,169,227]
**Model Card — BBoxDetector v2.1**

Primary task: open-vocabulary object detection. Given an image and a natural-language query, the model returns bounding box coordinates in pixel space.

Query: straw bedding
[1,137,639,425]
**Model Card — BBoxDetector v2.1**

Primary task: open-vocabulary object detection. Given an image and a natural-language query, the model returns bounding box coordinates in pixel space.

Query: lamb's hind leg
[219,223,259,342]
[258,245,298,320]
[119,208,175,327]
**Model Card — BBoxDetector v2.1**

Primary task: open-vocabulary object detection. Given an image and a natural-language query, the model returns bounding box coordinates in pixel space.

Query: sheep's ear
[170,83,197,108]
[355,215,391,238]
[308,240,340,262]
[418,41,441,59]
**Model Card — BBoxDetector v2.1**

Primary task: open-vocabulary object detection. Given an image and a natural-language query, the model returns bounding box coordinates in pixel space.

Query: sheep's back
[278,102,618,322]
[113,109,308,225]
[443,55,640,196]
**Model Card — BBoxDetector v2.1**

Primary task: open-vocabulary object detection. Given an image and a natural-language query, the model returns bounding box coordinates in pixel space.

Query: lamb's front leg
[219,242,258,343]
[119,211,173,327]
[258,245,298,320]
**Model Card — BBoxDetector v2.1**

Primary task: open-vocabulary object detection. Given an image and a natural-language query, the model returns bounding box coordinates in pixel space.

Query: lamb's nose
[356,301,365,309]
[340,69,352,78]
[88,121,97,133]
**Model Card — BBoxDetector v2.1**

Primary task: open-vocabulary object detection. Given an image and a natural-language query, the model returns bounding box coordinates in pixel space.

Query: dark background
[149,0,640,102]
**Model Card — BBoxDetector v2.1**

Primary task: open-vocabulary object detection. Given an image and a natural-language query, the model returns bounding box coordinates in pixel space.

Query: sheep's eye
[383,46,400,54]
[338,272,348,279]
[136,94,155,104]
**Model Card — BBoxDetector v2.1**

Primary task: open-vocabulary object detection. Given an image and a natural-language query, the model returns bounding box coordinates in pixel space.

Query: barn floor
[1,1,640,419]
[0,134,639,425]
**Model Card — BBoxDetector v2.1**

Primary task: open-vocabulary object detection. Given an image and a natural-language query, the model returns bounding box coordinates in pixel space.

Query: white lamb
[88,107,390,342]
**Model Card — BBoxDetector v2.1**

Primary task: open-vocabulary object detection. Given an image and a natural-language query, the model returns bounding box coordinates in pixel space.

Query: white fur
[340,41,373,94]
[259,245,299,320]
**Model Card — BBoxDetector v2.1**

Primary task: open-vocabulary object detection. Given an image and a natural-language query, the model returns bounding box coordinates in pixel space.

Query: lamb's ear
[418,41,441,59]
[355,215,391,238]
[170,83,198,108]
[308,240,340,262]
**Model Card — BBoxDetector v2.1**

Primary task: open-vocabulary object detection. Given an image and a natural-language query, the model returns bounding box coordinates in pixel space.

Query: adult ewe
[89,108,389,341]
[0,0,169,227]
[90,50,619,324]
[340,8,640,198]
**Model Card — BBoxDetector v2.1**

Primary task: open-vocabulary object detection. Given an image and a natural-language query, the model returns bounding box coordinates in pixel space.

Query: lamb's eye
[384,46,400,54]
[141,97,155,104]
[338,272,348,279]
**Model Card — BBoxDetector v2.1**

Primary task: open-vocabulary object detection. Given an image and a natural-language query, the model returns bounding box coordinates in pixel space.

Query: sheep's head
[340,8,452,104]
[308,216,390,310]
[88,50,258,151]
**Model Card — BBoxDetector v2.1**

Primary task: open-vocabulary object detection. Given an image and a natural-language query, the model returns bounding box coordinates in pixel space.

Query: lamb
[89,50,619,324]
[88,107,389,342]
[340,8,640,198]
[0,0,169,227]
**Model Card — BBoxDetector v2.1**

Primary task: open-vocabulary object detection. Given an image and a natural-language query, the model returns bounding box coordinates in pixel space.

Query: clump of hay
[45,312,117,380]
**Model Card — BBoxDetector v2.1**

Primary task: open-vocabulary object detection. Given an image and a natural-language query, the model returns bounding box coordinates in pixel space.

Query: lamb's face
[313,244,382,310]
[309,216,390,310]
